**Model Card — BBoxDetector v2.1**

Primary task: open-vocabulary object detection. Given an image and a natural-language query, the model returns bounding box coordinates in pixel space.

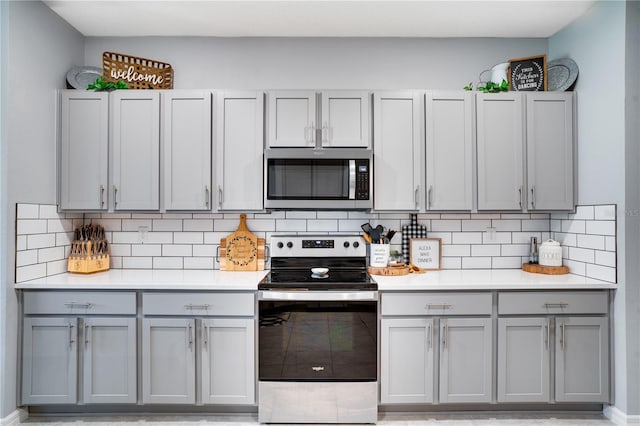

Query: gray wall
[624,0,640,416]
[549,0,631,415]
[0,1,7,420]
[84,37,547,90]
[1,0,83,418]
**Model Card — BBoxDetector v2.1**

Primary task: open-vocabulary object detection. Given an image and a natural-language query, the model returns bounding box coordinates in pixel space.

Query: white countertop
[15,269,616,291]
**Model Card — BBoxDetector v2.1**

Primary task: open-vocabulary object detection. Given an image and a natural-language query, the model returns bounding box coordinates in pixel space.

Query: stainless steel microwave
[264,148,373,210]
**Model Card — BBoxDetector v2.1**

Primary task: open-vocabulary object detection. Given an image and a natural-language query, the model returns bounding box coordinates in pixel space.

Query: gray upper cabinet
[497,317,550,403]
[111,91,160,210]
[215,91,264,211]
[163,91,212,211]
[142,318,196,404]
[22,317,78,404]
[320,91,370,148]
[373,91,423,211]
[439,317,493,403]
[59,91,109,210]
[555,317,609,402]
[82,317,137,404]
[476,92,524,211]
[526,93,574,211]
[425,91,474,211]
[267,91,316,147]
[380,317,435,404]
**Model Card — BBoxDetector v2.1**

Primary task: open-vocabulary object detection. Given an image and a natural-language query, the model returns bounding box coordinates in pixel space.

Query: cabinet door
[476,93,524,210]
[201,318,255,405]
[439,317,492,403]
[373,91,423,211]
[216,91,264,210]
[142,318,196,404]
[59,91,109,210]
[82,317,137,404]
[425,91,473,211]
[380,318,434,403]
[555,317,609,402]
[497,317,550,402]
[320,91,370,148]
[526,93,574,211]
[111,91,160,210]
[22,317,78,404]
[267,91,316,147]
[163,91,212,210]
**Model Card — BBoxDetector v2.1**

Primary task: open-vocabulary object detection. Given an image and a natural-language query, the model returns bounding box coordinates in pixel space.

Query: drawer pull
[64,302,93,309]
[426,303,452,309]
[185,304,211,310]
[543,302,568,308]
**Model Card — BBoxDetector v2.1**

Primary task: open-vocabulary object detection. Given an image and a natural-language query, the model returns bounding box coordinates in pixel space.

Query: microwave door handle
[349,160,356,199]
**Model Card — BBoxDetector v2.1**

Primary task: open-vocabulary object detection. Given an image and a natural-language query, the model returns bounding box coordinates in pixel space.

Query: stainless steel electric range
[257,234,378,424]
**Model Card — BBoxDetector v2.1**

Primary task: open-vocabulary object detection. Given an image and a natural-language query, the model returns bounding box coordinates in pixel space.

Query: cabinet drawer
[498,291,608,315]
[381,292,492,316]
[23,291,136,315]
[143,292,254,316]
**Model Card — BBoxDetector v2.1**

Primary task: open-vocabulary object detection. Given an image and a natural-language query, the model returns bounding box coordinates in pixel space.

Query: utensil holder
[370,244,390,267]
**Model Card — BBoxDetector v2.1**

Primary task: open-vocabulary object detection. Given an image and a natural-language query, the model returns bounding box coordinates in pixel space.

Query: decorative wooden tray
[368,265,410,276]
[522,263,569,275]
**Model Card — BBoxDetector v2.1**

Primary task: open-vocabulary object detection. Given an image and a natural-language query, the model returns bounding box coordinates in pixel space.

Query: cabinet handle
[310,121,315,145]
[322,122,329,144]
[205,186,210,209]
[427,186,433,209]
[100,185,105,208]
[185,303,211,310]
[531,186,536,209]
[85,324,92,346]
[414,186,420,209]
[425,303,452,309]
[544,320,549,350]
[218,186,223,208]
[442,320,448,350]
[561,321,566,350]
[114,186,119,208]
[68,323,75,347]
[188,322,193,350]
[64,302,93,309]
[427,321,432,350]
[544,302,568,308]
[202,324,208,348]
[518,186,522,208]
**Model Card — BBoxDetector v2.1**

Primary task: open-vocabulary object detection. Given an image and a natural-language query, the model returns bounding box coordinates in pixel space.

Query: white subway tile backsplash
[17,204,40,219]
[183,219,214,232]
[452,232,482,245]
[462,220,491,232]
[565,260,586,277]
[163,213,193,219]
[492,257,523,269]
[16,250,38,267]
[572,205,595,220]
[285,211,316,219]
[585,220,616,236]
[522,220,550,232]
[277,220,307,232]
[440,257,462,270]
[122,219,153,232]
[184,257,215,270]
[586,263,616,283]
[317,211,349,219]
[47,259,68,276]
[193,245,216,257]
[471,245,500,257]
[441,213,471,220]
[245,219,276,233]
[595,250,616,267]
[512,232,544,244]
[595,205,616,220]
[153,219,183,232]
[307,220,338,232]
[483,232,511,244]
[442,245,471,257]
[417,213,441,220]
[213,219,244,232]
[16,235,27,251]
[17,219,48,235]
[569,247,595,264]
[162,244,193,257]
[98,219,123,232]
[27,234,56,250]
[38,246,65,263]
[47,219,73,233]
[500,213,531,219]
[553,232,577,247]
[501,244,529,257]
[462,257,491,269]
[53,232,71,248]
[132,213,162,219]
[16,264,47,282]
[204,232,227,244]
[172,232,202,244]
[153,257,184,269]
[605,236,616,252]
[550,219,561,232]
[491,220,521,232]
[112,232,140,244]
[576,234,605,250]
[110,257,123,269]
[123,257,153,269]
[131,244,161,257]
[111,244,133,257]
[428,232,452,244]
[430,220,461,232]
[561,220,585,234]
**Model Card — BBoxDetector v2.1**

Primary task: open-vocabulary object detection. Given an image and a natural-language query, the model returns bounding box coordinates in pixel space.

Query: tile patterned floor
[21,412,616,425]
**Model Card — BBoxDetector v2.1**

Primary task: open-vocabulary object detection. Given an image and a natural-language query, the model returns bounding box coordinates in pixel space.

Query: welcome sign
[102,51,174,90]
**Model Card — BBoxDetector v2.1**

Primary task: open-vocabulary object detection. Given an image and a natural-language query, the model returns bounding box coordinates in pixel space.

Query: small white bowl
[311,267,329,275]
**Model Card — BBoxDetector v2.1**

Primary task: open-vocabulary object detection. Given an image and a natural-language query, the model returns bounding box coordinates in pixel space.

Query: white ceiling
[43,0,596,38]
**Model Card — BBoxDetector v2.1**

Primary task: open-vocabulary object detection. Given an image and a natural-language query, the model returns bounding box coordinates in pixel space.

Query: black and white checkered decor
[402,214,427,264]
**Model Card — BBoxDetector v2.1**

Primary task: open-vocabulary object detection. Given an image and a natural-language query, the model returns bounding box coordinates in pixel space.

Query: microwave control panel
[355,160,370,200]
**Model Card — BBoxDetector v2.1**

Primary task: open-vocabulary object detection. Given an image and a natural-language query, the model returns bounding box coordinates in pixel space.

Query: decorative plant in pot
[87,77,129,91]
[464,79,509,93]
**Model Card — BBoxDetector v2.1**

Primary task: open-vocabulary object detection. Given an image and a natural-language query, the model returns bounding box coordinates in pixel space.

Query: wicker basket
[102,51,173,90]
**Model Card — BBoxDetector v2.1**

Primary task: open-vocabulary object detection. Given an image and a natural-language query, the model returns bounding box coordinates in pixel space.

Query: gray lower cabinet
[142,292,255,405]
[439,317,493,403]
[380,292,493,404]
[21,291,137,405]
[497,292,610,403]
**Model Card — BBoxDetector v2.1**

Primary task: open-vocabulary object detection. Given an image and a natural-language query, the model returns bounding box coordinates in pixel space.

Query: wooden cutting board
[219,214,265,271]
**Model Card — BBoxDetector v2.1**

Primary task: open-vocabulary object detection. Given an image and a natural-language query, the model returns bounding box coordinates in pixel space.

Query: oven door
[258,291,378,382]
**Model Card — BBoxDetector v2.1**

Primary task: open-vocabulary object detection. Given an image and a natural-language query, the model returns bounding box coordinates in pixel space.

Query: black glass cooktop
[259,269,376,290]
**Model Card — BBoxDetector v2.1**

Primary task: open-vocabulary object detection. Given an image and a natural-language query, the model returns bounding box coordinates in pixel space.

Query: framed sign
[409,238,442,270]
[509,54,547,91]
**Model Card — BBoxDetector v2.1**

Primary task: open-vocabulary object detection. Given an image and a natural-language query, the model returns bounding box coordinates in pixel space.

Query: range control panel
[271,235,366,258]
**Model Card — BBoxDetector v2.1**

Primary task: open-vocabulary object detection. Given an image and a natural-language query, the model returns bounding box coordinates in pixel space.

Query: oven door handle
[259,290,378,302]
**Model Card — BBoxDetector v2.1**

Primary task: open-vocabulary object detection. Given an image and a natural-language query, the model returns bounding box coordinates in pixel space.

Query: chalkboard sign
[509,54,547,91]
